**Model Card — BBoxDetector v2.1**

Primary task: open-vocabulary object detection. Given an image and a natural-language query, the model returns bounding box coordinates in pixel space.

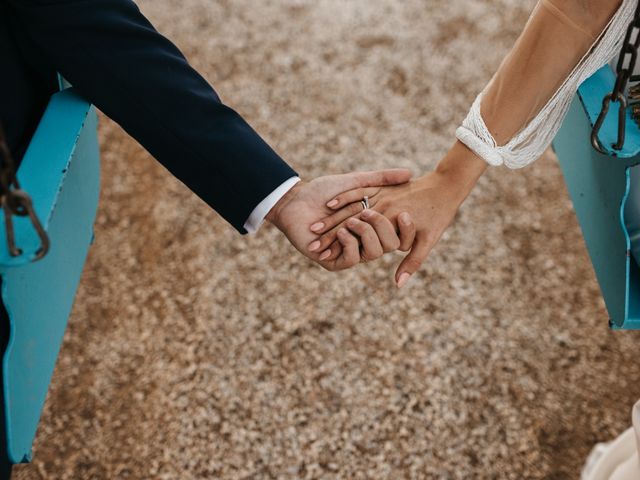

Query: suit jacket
[0,0,297,233]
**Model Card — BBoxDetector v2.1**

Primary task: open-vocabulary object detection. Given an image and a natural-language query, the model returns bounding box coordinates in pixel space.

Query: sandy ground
[11,0,640,478]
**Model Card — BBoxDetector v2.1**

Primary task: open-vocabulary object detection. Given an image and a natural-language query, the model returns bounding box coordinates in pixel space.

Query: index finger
[334,169,412,194]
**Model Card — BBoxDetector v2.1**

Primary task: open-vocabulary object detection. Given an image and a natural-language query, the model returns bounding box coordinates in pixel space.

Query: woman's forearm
[455,0,634,169]
[435,0,623,203]
[482,0,622,145]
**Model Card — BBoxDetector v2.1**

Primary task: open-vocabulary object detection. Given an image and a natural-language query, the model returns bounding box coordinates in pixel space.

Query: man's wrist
[266,180,305,229]
[244,177,301,234]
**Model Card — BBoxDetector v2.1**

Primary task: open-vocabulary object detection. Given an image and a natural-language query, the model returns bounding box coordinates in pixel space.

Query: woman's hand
[308,142,487,286]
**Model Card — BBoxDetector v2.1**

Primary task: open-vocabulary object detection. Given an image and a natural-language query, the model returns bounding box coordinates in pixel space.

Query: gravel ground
[11,0,640,479]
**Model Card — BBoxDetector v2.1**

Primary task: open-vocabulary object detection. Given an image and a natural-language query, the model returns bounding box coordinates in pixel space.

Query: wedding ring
[361,195,370,211]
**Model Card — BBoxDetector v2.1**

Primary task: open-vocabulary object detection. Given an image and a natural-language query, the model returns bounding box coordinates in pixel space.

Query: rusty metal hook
[2,190,50,261]
[591,91,628,154]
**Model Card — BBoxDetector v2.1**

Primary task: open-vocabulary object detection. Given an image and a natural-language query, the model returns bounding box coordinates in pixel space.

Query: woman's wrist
[433,140,487,202]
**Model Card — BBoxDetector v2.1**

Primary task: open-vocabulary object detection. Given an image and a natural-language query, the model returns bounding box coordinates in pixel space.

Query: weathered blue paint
[553,65,640,329]
[0,88,100,462]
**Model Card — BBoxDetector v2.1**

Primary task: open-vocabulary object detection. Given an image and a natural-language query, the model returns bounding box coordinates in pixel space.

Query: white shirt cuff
[243,176,301,234]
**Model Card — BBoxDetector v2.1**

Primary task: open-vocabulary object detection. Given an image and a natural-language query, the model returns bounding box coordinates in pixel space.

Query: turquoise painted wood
[0,87,100,462]
[553,66,640,329]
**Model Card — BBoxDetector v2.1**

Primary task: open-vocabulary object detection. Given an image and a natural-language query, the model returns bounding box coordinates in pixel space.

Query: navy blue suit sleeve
[8,0,298,233]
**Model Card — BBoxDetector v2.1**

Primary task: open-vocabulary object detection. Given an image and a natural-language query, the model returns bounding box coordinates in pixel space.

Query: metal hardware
[629,83,640,99]
[0,124,49,260]
[592,92,628,152]
[592,0,640,152]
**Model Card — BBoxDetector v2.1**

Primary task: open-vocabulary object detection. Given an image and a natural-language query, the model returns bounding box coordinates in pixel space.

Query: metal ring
[361,195,370,210]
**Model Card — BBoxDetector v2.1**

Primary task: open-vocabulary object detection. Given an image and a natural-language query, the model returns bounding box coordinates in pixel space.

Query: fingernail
[397,272,411,288]
[308,240,321,252]
[361,209,372,218]
[338,228,348,236]
[327,199,339,208]
[310,222,324,232]
[347,218,358,227]
[319,250,331,261]
[399,213,411,225]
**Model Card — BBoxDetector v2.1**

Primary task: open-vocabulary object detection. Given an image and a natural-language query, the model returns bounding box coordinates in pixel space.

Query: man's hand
[266,169,416,271]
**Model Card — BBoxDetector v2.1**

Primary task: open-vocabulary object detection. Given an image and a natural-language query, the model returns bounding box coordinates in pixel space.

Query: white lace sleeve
[456,0,636,169]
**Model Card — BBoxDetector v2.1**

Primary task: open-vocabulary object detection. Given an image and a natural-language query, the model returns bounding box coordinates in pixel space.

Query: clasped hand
[266,168,416,273]
[307,170,465,287]
[268,143,486,287]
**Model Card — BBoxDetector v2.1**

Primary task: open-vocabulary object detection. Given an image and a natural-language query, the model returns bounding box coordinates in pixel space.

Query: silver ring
[361,196,369,210]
